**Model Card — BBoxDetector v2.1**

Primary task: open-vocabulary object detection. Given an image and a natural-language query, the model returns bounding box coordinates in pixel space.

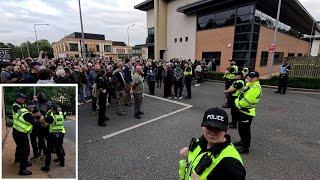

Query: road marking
[102,95,193,140]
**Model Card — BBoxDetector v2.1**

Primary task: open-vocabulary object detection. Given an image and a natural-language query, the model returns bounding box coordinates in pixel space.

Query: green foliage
[0,39,54,59]
[3,86,76,122]
[206,72,225,81]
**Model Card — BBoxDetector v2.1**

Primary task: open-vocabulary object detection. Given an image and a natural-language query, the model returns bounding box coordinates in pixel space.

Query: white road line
[143,93,193,107]
[102,105,192,140]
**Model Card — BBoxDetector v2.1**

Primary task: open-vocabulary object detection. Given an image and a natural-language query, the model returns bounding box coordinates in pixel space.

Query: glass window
[297,53,302,57]
[237,5,254,16]
[104,45,112,52]
[234,42,250,50]
[260,51,268,66]
[233,52,250,59]
[215,19,227,28]
[288,53,295,57]
[215,9,236,20]
[252,33,259,42]
[251,42,258,50]
[254,24,260,33]
[148,27,154,36]
[96,44,100,52]
[274,52,284,65]
[236,14,253,24]
[198,14,214,24]
[69,43,78,51]
[235,33,251,42]
[235,24,252,33]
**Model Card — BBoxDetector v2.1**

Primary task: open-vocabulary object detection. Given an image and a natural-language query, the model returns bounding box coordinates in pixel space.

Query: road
[78,81,320,180]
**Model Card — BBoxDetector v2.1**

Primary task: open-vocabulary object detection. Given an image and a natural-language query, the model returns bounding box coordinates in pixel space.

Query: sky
[0,0,319,46]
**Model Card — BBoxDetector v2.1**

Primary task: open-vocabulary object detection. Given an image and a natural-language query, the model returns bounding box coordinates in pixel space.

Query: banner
[0,48,11,60]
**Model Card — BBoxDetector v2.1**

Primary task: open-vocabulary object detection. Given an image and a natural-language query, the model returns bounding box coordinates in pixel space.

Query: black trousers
[238,112,253,149]
[45,133,65,167]
[278,75,288,94]
[12,129,30,170]
[30,126,46,157]
[98,93,107,124]
[164,81,172,98]
[148,81,156,95]
[174,80,183,97]
[134,93,142,115]
[230,96,239,125]
[225,79,235,104]
[92,96,97,112]
[185,78,192,98]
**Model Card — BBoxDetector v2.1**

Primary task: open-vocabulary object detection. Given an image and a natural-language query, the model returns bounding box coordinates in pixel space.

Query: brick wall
[196,26,235,72]
[255,26,310,77]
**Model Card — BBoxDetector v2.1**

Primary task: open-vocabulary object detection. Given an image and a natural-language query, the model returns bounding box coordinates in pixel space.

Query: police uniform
[235,71,262,153]
[12,100,38,175]
[41,106,66,171]
[179,108,246,180]
[184,65,193,99]
[224,63,238,90]
[242,66,249,78]
[229,77,245,128]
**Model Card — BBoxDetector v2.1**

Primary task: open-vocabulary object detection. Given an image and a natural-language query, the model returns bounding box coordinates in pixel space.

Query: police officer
[275,58,291,94]
[96,69,109,126]
[242,64,249,78]
[224,72,245,129]
[223,60,238,108]
[184,62,193,99]
[41,104,66,171]
[12,93,43,175]
[179,108,246,180]
[234,71,262,154]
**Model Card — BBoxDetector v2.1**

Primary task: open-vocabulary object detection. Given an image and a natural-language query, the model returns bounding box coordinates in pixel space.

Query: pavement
[78,81,320,180]
[2,117,76,179]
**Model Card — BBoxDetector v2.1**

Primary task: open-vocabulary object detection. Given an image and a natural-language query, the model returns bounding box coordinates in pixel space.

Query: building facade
[135,0,320,76]
[52,32,148,61]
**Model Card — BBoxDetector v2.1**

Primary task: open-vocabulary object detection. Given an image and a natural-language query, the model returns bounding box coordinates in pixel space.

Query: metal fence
[289,57,320,78]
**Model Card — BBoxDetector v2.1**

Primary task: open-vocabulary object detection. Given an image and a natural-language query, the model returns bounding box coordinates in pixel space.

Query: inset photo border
[1,84,78,180]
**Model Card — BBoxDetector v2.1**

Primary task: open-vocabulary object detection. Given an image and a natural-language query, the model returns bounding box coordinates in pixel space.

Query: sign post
[0,48,12,60]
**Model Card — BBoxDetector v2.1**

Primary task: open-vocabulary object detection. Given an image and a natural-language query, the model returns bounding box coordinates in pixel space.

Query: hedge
[206,72,320,89]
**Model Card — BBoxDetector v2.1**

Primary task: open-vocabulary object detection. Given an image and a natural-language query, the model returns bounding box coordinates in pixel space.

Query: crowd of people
[11,92,67,175]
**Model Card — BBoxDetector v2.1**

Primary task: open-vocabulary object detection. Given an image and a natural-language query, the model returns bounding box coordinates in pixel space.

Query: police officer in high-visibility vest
[224,72,245,129]
[12,94,44,175]
[41,104,66,171]
[184,62,193,99]
[242,64,249,78]
[179,108,246,180]
[223,60,238,108]
[234,71,262,154]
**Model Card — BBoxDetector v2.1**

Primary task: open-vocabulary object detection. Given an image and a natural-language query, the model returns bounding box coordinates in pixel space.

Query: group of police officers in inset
[179,60,262,179]
[12,93,66,175]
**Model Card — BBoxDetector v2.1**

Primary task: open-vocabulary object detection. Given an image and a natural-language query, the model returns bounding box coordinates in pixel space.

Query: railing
[289,56,320,78]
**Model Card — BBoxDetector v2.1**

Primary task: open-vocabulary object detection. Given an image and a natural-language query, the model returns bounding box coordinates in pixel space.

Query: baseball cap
[248,71,260,78]
[201,108,228,131]
[16,93,27,99]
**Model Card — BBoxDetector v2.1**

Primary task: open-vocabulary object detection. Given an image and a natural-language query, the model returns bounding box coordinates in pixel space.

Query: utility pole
[78,0,87,64]
[268,0,282,79]
[127,24,135,59]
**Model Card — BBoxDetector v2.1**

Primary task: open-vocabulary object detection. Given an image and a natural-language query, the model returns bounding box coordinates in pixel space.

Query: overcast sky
[0,0,319,46]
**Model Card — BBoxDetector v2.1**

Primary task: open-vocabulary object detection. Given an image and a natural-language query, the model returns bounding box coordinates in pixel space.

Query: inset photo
[1,85,77,179]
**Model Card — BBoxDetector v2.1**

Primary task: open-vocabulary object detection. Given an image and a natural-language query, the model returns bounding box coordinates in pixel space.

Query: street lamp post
[308,21,320,58]
[34,23,50,55]
[78,0,87,64]
[25,38,33,58]
[127,24,135,59]
[268,0,282,79]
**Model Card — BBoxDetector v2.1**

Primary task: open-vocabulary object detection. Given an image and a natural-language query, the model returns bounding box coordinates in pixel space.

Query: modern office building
[52,32,148,60]
[135,0,320,76]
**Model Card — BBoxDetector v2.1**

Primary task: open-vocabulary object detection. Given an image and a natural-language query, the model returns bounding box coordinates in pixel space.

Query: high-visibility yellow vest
[232,80,245,97]
[180,140,243,180]
[12,107,33,133]
[12,102,25,120]
[235,81,262,117]
[184,67,192,77]
[224,65,238,80]
[48,113,66,133]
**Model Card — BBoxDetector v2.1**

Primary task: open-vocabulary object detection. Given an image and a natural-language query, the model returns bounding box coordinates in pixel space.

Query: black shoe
[222,104,231,108]
[18,169,32,176]
[139,111,144,115]
[135,115,141,119]
[228,124,237,129]
[236,147,249,154]
[26,162,32,167]
[41,166,50,172]
[233,141,242,147]
[30,155,39,160]
[98,122,107,126]
[274,91,280,93]
[60,160,65,167]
